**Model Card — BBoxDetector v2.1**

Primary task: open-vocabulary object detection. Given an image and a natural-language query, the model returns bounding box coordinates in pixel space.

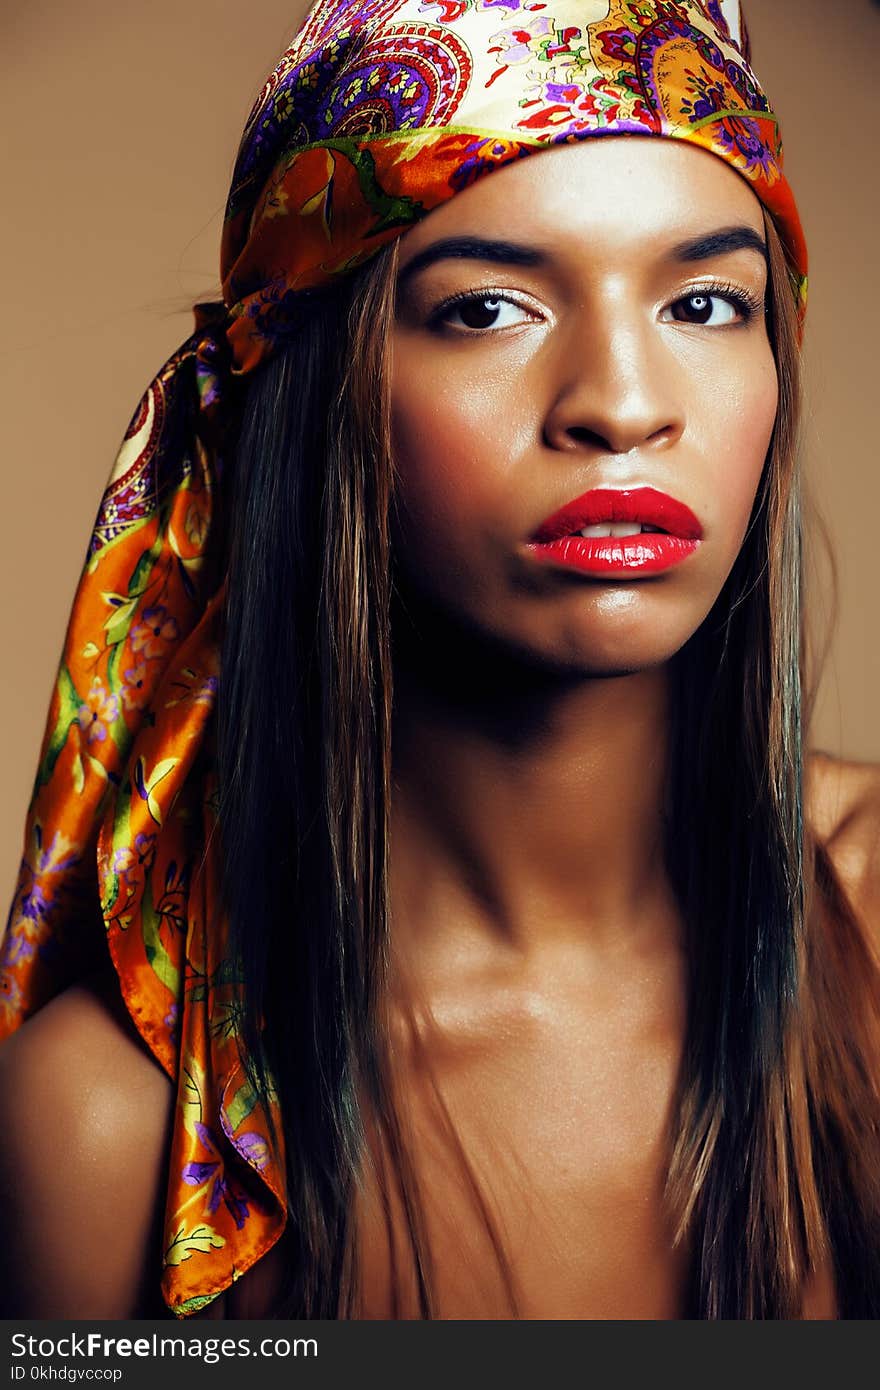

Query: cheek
[390,359,525,549]
[695,347,779,555]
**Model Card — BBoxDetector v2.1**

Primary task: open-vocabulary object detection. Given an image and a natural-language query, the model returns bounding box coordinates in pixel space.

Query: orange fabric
[0,331,286,1317]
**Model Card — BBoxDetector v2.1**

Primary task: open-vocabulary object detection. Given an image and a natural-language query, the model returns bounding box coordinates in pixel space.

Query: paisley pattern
[0,1,806,1318]
[318,21,474,134]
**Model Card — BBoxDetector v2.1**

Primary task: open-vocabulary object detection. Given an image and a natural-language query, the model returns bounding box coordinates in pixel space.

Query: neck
[388,586,683,984]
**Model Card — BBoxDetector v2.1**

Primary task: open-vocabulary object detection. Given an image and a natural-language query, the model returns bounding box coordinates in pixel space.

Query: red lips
[531,486,703,543]
[525,485,704,578]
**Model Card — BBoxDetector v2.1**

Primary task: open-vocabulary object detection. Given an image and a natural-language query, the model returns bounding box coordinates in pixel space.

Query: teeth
[581,522,647,539]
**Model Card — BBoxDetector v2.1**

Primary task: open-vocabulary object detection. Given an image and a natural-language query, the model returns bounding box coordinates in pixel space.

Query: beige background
[1,0,878,918]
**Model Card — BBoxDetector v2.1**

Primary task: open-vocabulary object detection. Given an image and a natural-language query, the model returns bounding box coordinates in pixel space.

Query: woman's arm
[808,749,880,953]
[0,963,176,1318]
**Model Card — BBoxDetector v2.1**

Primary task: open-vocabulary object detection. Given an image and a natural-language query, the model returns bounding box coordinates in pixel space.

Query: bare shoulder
[806,748,880,951]
[0,960,176,1317]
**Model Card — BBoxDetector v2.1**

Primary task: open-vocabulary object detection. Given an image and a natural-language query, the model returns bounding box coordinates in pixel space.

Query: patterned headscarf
[0,0,806,1318]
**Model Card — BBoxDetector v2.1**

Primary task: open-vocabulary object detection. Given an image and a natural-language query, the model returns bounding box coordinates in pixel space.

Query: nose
[542,307,685,458]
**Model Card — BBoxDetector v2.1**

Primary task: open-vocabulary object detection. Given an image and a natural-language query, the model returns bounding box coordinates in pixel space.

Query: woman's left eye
[661,292,745,326]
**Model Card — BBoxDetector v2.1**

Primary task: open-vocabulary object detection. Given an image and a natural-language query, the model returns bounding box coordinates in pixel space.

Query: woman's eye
[663,292,741,326]
[436,294,534,331]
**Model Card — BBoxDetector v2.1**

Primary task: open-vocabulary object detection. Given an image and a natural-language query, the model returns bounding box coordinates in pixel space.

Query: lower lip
[525,533,700,575]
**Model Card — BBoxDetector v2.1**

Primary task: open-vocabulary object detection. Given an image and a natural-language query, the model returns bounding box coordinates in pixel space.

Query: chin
[518,609,702,678]
[530,646,678,681]
[391,570,704,684]
[464,623,686,684]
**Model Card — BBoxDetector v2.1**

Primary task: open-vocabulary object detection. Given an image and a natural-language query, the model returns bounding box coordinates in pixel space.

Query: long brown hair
[662,214,880,1316]
[216,206,880,1318]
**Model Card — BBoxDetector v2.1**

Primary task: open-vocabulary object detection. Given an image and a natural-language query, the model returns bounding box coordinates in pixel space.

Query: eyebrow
[396,225,768,286]
[396,236,547,287]
[670,225,768,263]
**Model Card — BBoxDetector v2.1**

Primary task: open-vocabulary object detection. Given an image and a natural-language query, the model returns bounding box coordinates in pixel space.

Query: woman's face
[389,137,778,675]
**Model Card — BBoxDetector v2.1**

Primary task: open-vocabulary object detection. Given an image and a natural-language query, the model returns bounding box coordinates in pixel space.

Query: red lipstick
[526,486,703,577]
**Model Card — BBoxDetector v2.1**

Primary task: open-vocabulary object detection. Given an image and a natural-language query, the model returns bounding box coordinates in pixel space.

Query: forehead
[396,137,765,269]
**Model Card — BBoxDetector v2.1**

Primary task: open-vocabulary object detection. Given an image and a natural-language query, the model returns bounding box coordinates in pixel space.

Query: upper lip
[530,486,703,543]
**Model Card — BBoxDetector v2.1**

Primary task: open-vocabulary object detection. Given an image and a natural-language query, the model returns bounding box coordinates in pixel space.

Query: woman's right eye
[432,293,536,332]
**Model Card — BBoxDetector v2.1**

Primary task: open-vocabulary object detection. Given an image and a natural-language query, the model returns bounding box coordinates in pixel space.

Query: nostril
[567,425,614,449]
[545,423,616,452]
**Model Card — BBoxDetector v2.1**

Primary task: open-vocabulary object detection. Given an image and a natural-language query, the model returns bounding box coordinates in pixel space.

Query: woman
[1,0,879,1320]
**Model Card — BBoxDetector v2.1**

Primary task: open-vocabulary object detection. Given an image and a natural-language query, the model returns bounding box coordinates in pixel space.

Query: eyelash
[428,281,764,332]
[674,280,765,323]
